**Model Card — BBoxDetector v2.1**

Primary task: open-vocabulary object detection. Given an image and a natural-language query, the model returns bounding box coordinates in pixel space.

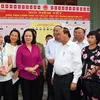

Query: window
[0,0,16,3]
[54,0,77,5]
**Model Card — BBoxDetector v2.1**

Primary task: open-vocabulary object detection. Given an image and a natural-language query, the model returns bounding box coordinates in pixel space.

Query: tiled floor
[42,82,48,100]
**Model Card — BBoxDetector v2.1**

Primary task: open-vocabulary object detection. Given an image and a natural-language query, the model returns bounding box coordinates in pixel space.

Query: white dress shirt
[53,40,82,83]
[75,39,89,50]
[45,38,60,60]
[43,43,46,50]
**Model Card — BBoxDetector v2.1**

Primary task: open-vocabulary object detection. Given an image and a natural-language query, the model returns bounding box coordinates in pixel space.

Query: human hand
[83,69,92,78]
[70,82,77,91]
[51,77,54,85]
[31,71,38,76]
[25,67,33,73]
[12,70,19,80]
[1,70,7,76]
[48,59,54,64]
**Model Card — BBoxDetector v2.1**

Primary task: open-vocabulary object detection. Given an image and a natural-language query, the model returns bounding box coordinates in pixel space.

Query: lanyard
[0,49,3,66]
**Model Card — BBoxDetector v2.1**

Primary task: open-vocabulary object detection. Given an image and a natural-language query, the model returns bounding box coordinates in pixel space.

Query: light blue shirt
[75,39,89,50]
[45,38,60,60]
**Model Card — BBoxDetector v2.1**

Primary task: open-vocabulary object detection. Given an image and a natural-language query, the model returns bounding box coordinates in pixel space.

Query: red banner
[0,10,90,20]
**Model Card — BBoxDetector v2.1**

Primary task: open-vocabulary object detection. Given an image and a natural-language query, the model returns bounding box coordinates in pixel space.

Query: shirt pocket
[61,50,72,63]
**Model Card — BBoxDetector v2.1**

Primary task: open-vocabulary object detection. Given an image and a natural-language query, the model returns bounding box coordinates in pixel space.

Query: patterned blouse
[82,45,100,82]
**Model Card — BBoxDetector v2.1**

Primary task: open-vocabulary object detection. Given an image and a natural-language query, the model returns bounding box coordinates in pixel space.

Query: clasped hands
[25,67,38,76]
[0,66,8,76]
[83,67,98,78]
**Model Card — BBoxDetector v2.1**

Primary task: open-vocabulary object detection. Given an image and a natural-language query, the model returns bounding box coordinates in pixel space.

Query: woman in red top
[16,28,42,100]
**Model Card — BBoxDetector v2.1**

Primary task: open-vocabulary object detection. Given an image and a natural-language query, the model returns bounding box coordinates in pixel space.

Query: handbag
[82,78,100,99]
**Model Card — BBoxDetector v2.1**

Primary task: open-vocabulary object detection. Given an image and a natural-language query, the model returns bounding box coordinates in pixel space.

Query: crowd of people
[0,26,100,100]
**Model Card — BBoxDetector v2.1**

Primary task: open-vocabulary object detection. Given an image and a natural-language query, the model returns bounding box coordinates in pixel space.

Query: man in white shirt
[43,34,53,49]
[43,34,53,67]
[45,25,62,100]
[73,27,89,50]
[53,27,82,100]
[72,27,89,100]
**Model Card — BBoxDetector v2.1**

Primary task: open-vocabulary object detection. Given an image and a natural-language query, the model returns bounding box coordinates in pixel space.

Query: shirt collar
[52,38,59,43]
[53,38,56,42]
[23,44,28,48]
[62,39,72,46]
[76,39,87,44]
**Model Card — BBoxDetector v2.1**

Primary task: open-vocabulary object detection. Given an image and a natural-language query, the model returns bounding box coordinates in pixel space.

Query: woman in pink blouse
[16,28,42,100]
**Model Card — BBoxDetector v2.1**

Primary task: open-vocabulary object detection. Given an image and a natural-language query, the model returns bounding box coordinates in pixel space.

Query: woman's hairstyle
[9,29,21,45]
[96,29,100,43]
[31,28,37,42]
[4,35,10,43]
[87,30,100,44]
[22,28,36,44]
[96,28,100,33]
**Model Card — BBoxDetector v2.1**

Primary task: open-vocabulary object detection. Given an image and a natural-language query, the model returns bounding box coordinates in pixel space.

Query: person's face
[57,29,67,43]
[10,31,19,43]
[87,35,97,45]
[74,29,85,40]
[73,30,78,41]
[24,31,33,44]
[53,26,62,40]
[0,34,3,45]
[46,36,53,43]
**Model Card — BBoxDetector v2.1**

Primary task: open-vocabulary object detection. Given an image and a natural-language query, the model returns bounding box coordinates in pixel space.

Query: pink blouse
[16,44,42,80]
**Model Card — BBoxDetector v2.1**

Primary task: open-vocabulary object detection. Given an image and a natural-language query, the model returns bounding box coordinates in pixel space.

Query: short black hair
[9,29,21,45]
[22,28,36,44]
[62,27,71,38]
[53,25,62,30]
[74,27,86,34]
[45,34,53,39]
[87,31,100,44]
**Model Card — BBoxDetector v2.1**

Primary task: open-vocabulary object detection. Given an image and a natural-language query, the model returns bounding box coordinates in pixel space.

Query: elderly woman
[16,28,42,100]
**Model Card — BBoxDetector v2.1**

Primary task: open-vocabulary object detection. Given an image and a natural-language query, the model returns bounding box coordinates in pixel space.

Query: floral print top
[82,45,100,82]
